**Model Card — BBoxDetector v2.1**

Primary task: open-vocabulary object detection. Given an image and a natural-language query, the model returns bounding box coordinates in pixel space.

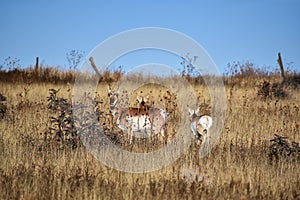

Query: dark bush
[284,73,300,89]
[257,81,287,99]
[269,134,300,162]
[0,93,7,119]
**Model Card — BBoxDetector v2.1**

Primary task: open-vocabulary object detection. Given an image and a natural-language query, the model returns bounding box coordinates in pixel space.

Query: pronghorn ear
[195,107,200,115]
[107,85,112,93]
[199,115,213,129]
[137,96,142,102]
[115,86,120,94]
[188,108,193,116]
[145,95,150,102]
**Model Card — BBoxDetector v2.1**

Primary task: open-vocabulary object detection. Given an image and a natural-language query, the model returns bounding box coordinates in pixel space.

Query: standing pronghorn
[108,86,168,144]
[136,95,169,141]
[189,108,213,146]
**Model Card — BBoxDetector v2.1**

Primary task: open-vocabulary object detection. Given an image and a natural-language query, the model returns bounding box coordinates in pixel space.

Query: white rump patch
[199,115,213,129]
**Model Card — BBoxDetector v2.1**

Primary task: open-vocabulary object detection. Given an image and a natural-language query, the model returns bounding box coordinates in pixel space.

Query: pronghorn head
[136,95,150,109]
[188,107,199,120]
[197,115,213,135]
[189,108,213,139]
[107,85,119,109]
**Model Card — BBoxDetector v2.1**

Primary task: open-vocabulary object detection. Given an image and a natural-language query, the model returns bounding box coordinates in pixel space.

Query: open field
[0,75,300,199]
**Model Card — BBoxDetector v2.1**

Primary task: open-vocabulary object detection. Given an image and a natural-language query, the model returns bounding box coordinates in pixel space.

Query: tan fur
[108,86,168,143]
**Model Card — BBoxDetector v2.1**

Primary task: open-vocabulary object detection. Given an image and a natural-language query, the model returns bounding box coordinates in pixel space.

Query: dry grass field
[0,71,300,199]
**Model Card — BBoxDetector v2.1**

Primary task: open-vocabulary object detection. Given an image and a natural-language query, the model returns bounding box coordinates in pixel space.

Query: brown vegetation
[0,67,299,199]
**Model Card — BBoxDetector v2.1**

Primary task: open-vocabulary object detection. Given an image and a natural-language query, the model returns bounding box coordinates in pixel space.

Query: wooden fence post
[89,57,102,81]
[277,52,285,81]
[35,57,39,75]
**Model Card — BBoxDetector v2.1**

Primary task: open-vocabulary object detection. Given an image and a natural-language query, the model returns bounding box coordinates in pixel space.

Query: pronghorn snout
[203,129,207,134]
[110,102,115,108]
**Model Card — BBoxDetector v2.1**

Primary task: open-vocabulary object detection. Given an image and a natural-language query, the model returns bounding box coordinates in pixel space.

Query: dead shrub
[284,73,300,89]
[257,81,287,99]
[271,82,287,98]
[0,93,7,119]
[46,88,79,149]
[46,88,106,149]
[269,134,300,162]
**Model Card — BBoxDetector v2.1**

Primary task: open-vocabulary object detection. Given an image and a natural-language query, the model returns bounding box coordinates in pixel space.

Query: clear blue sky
[0,0,299,73]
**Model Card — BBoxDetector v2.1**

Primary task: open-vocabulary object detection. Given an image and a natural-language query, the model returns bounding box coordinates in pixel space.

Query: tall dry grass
[0,70,299,199]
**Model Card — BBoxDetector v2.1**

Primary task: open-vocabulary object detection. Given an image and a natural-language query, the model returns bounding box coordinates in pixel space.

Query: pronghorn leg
[130,134,133,144]
[147,129,152,143]
[197,138,201,145]
[161,127,165,137]
[202,134,206,145]
[158,127,165,143]
[128,128,133,144]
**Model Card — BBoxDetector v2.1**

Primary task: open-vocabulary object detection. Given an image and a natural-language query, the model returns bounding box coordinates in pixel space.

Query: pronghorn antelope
[108,86,168,144]
[136,95,168,141]
[189,108,213,145]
